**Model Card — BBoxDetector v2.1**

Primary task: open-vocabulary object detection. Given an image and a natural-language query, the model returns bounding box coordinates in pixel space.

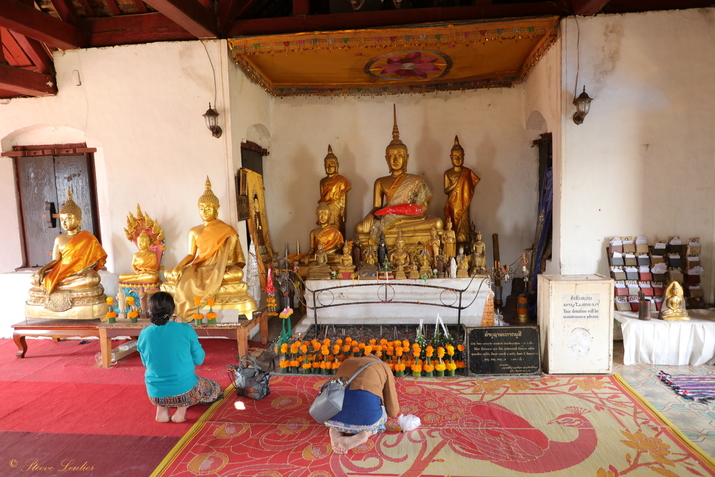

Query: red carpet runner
[153,374,715,477]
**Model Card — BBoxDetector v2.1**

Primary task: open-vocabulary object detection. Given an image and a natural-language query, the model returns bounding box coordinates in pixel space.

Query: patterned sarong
[149,376,223,408]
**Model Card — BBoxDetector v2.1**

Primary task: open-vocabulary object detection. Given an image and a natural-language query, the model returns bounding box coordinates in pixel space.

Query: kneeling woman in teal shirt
[138,292,223,423]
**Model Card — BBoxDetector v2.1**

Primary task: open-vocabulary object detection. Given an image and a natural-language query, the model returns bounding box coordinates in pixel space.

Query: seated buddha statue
[162,177,256,321]
[307,243,334,280]
[355,106,443,247]
[389,230,410,280]
[27,188,109,319]
[301,202,344,266]
[119,230,160,284]
[336,242,356,277]
[659,281,689,321]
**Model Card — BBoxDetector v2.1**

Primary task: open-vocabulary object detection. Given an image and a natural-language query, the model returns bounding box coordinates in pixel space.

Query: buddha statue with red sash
[162,177,257,321]
[26,188,109,319]
[355,106,443,247]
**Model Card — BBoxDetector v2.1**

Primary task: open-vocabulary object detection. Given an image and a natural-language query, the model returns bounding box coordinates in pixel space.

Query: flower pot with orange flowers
[435,361,446,377]
[206,298,217,324]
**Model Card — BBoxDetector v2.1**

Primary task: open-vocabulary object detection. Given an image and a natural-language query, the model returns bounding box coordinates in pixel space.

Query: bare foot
[171,407,187,423]
[329,428,347,455]
[155,406,170,423]
[337,430,372,452]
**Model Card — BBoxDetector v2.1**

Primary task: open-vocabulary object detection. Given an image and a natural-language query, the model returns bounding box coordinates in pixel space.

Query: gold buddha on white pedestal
[162,177,257,321]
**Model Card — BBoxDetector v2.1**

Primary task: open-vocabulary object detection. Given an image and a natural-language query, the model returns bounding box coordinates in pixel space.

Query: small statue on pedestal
[442,218,457,263]
[471,230,487,275]
[307,243,333,280]
[336,242,356,278]
[659,281,689,321]
[456,247,469,278]
[389,230,410,280]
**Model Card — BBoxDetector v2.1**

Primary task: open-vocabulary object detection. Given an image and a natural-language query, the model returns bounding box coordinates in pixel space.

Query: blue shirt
[137,321,205,398]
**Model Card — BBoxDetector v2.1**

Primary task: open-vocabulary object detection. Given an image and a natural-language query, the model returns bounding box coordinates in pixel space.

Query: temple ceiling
[229,16,559,96]
[0,1,711,99]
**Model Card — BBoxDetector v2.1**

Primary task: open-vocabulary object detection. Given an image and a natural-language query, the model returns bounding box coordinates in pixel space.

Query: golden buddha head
[324,145,339,175]
[386,105,408,174]
[316,202,330,225]
[198,177,220,222]
[59,187,82,231]
[450,135,464,167]
[137,230,152,250]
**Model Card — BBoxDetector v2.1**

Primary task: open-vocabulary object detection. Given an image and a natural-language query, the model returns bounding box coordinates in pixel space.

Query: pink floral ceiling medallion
[365,50,452,81]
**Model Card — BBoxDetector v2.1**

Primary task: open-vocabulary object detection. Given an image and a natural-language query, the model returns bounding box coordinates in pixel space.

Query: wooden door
[15,154,99,267]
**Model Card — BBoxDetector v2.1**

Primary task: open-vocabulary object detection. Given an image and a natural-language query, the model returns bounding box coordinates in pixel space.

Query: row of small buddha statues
[304,105,482,274]
[26,178,257,323]
[306,225,489,281]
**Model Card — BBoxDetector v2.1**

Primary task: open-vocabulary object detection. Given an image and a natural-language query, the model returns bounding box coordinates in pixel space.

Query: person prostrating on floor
[325,353,401,454]
[138,291,223,423]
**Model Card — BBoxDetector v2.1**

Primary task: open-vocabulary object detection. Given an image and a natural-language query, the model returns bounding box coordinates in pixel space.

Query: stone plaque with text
[467,326,541,375]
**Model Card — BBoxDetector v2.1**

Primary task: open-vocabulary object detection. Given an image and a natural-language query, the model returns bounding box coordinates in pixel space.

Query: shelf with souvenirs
[608,236,705,313]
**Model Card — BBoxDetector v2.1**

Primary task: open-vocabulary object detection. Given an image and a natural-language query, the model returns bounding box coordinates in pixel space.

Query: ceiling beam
[141,0,219,38]
[0,63,57,96]
[227,3,566,37]
[571,0,611,15]
[47,0,83,26]
[9,30,55,75]
[87,13,197,47]
[217,0,259,32]
[132,0,149,13]
[0,1,88,50]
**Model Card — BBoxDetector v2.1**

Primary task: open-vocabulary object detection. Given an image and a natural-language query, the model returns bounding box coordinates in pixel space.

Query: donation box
[537,274,614,374]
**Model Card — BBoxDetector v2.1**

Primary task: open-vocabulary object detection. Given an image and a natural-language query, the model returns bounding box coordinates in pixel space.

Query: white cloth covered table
[615,309,715,365]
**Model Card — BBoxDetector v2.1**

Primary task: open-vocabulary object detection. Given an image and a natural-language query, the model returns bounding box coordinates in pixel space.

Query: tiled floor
[613,340,715,458]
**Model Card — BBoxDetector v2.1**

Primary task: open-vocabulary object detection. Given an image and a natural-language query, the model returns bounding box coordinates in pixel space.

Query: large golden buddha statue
[26,188,109,319]
[162,177,257,321]
[444,135,480,245]
[318,145,351,239]
[355,106,443,247]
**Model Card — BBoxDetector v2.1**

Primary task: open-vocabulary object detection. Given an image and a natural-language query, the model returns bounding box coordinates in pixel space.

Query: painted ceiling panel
[229,16,559,96]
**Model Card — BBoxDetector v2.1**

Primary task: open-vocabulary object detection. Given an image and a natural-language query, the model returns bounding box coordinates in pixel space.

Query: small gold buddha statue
[389,230,411,280]
[162,177,256,321]
[444,135,480,245]
[336,241,356,278]
[442,217,457,262]
[355,106,443,247]
[318,145,351,239]
[120,231,160,285]
[659,281,689,321]
[456,247,469,278]
[428,226,441,263]
[471,231,487,274]
[26,188,109,319]
[307,243,334,280]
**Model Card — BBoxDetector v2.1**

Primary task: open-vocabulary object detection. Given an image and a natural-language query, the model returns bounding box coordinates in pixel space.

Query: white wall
[559,9,715,302]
